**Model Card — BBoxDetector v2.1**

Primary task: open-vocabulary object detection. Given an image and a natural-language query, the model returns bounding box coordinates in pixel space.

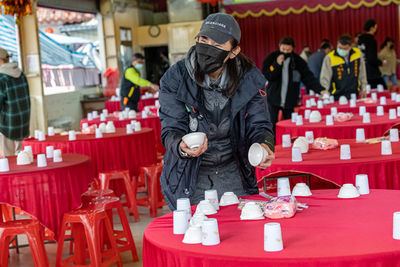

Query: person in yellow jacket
[379,37,399,87]
[120,53,159,111]
[320,35,367,100]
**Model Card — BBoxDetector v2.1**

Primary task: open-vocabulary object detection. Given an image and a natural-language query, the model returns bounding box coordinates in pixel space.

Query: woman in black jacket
[159,13,275,209]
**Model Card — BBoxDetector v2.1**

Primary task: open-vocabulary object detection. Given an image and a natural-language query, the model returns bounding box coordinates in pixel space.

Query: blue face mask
[135,63,143,71]
[337,48,349,57]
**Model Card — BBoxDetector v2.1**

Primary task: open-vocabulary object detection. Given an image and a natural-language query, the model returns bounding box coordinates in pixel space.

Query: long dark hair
[380,37,394,50]
[194,39,254,98]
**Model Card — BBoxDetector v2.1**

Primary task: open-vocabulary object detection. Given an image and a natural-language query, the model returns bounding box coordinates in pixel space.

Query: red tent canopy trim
[225,0,400,18]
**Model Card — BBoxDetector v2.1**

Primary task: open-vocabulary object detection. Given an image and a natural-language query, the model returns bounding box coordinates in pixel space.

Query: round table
[276,113,399,145]
[0,154,92,238]
[80,114,161,146]
[144,190,400,267]
[256,139,400,190]
[105,97,159,112]
[22,128,157,178]
[298,98,400,116]
[301,90,391,105]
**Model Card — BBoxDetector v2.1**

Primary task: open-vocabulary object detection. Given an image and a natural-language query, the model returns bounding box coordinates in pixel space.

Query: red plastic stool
[81,192,138,262]
[98,170,140,221]
[56,207,122,267]
[133,163,166,217]
[0,219,49,267]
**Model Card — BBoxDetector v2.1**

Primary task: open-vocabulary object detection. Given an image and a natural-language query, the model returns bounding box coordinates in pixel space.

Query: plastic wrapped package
[312,137,339,150]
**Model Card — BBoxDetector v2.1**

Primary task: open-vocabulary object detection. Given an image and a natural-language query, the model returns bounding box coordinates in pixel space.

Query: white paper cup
[397,94,400,103]
[291,112,298,123]
[376,106,384,116]
[82,122,89,129]
[310,98,317,106]
[305,100,311,108]
[377,84,384,92]
[24,146,32,153]
[389,109,397,120]
[87,113,93,121]
[53,149,62,163]
[371,92,378,101]
[126,124,133,134]
[102,109,108,116]
[46,146,54,158]
[330,107,338,116]
[340,144,351,160]
[48,126,55,136]
[142,111,148,118]
[177,198,192,221]
[366,84,371,93]
[397,106,400,117]
[355,174,369,195]
[351,93,356,100]
[277,177,291,196]
[393,212,400,240]
[304,109,311,120]
[381,140,392,155]
[38,131,46,141]
[380,96,387,105]
[356,128,365,142]
[329,95,335,103]
[264,223,283,252]
[390,129,399,142]
[201,218,220,246]
[92,111,99,118]
[182,226,202,244]
[68,130,76,141]
[309,90,315,96]
[392,92,397,101]
[291,147,302,162]
[282,134,291,148]
[295,115,303,126]
[248,143,268,166]
[205,189,219,211]
[173,210,189,235]
[305,131,314,144]
[95,128,103,138]
[359,106,366,116]
[34,130,40,139]
[155,100,160,107]
[317,100,324,109]
[100,113,106,121]
[118,112,125,121]
[326,115,333,126]
[362,113,371,123]
[349,99,356,107]
[134,122,142,131]
[37,154,47,168]
[0,158,10,172]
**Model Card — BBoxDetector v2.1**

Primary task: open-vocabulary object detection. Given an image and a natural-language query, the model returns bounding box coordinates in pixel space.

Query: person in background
[159,13,275,208]
[379,37,399,87]
[262,37,326,130]
[0,48,30,156]
[320,35,367,100]
[308,39,333,80]
[120,53,159,111]
[358,19,386,89]
[353,32,362,48]
[300,45,311,63]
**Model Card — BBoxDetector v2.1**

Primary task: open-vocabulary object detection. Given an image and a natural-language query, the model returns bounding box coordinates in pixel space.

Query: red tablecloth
[298,98,400,116]
[301,90,391,105]
[257,139,400,189]
[80,114,161,146]
[276,113,399,145]
[22,128,157,178]
[104,97,159,112]
[144,190,400,267]
[0,154,92,238]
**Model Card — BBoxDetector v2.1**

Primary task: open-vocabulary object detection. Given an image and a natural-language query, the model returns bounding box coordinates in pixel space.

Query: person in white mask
[320,34,367,100]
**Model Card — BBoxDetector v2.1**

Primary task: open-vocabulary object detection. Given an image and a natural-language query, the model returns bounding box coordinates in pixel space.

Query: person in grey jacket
[159,13,275,209]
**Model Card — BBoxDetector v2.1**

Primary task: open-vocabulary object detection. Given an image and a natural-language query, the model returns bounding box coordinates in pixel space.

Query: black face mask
[283,52,292,59]
[195,42,230,74]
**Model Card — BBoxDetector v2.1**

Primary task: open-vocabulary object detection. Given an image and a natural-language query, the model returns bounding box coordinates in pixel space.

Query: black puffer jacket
[358,33,382,80]
[159,59,274,209]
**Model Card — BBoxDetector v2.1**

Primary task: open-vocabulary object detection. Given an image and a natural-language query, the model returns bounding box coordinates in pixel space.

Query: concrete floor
[7,205,171,266]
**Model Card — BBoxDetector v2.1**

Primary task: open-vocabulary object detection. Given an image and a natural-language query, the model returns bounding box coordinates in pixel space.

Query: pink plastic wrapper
[113,111,120,118]
[334,112,353,122]
[81,125,96,134]
[363,98,376,104]
[263,196,297,219]
[312,137,339,150]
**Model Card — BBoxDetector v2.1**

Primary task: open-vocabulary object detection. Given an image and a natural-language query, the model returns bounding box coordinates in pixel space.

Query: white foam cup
[351,93,356,100]
[304,109,311,120]
[355,174,369,195]
[282,134,291,148]
[37,154,47,168]
[291,147,302,162]
[205,189,219,211]
[277,177,291,196]
[201,218,220,246]
[331,107,338,116]
[142,111,148,118]
[340,144,351,160]
[389,109,397,119]
[381,140,392,155]
[377,84,384,92]
[366,84,371,93]
[356,128,365,142]
[309,90,315,96]
[397,94,400,103]
[34,130,40,139]
[390,129,399,142]
[0,158,10,172]
[173,210,189,235]
[46,146,54,158]
[397,106,400,117]
[362,113,371,123]
[329,95,335,103]
[264,223,283,252]
[102,109,108,116]
[376,106,384,116]
[53,149,62,162]
[87,113,93,121]
[48,126,55,136]
[291,112,298,123]
[95,128,103,138]
[310,98,317,106]
[177,198,192,220]
[349,99,356,107]
[326,115,334,126]
[295,115,303,126]
[393,212,400,240]
[68,130,76,141]
[38,131,46,141]
[359,106,366,116]
[305,131,314,144]
[92,111,99,118]
[100,113,106,121]
[134,122,142,131]
[380,96,387,105]
[317,100,324,109]
[82,123,89,129]
[126,124,133,134]
[305,100,311,108]
[392,92,397,101]
[371,92,378,101]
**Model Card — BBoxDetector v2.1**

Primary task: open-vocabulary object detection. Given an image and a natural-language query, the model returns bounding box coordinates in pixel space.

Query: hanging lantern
[196,0,223,7]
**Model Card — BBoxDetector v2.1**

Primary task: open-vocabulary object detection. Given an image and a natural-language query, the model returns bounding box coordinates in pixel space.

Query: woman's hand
[256,143,275,169]
[180,136,208,157]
